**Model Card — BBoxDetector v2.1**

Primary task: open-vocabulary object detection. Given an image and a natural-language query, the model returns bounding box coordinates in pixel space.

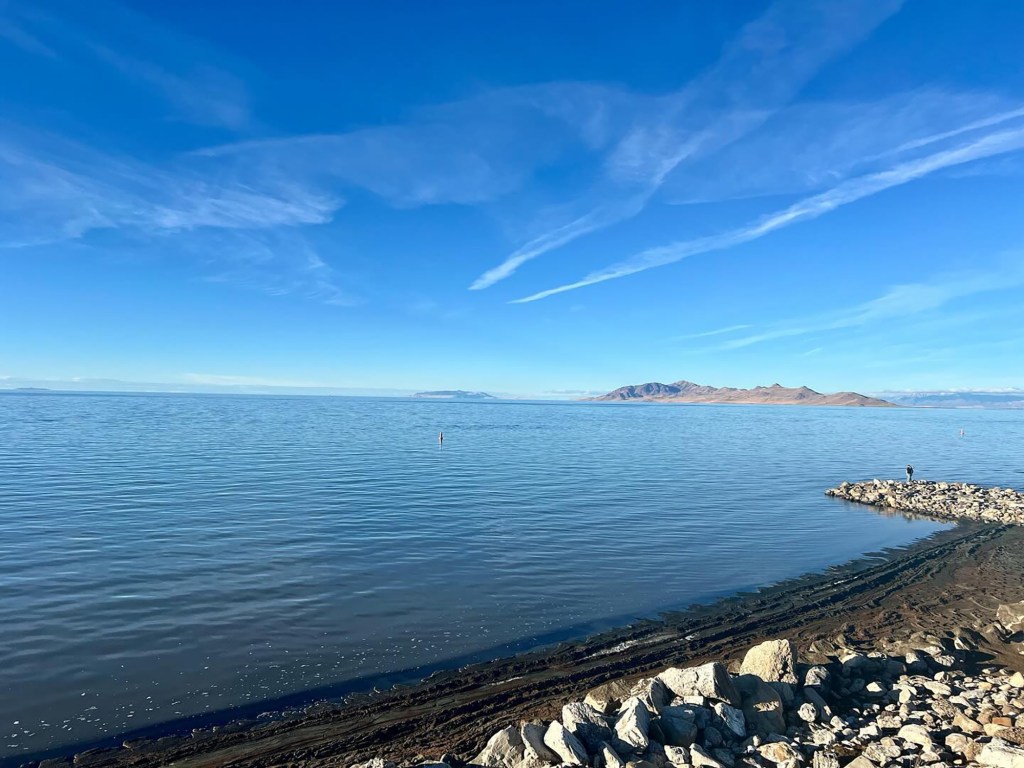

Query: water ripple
[1,392,1021,760]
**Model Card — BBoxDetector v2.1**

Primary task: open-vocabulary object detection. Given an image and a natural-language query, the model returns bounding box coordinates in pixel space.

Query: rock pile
[825,481,1024,526]
[356,607,1024,768]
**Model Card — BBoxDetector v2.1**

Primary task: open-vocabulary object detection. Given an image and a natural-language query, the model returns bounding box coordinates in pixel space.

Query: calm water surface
[2,393,1023,761]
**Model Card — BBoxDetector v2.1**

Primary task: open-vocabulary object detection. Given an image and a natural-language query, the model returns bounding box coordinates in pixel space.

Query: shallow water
[1,393,1022,760]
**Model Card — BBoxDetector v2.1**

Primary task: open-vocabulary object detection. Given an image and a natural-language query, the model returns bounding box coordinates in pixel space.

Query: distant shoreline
[3,386,1023,408]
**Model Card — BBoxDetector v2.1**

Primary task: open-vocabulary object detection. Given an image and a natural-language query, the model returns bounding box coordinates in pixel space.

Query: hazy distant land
[880,390,1024,409]
[588,380,896,407]
[411,390,497,400]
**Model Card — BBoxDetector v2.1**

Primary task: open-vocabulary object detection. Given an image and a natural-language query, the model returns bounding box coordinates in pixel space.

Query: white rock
[615,697,652,752]
[739,639,799,685]
[810,726,836,746]
[658,706,698,748]
[562,701,613,752]
[864,681,886,696]
[657,663,739,706]
[802,687,831,718]
[897,723,934,749]
[543,721,588,766]
[472,726,527,768]
[757,741,801,764]
[797,703,817,723]
[736,675,785,735]
[521,723,560,764]
[630,678,672,715]
[689,744,725,768]
[979,738,1024,768]
[945,732,975,755]
[598,741,627,768]
[997,602,1024,633]
[662,745,689,767]
[712,702,746,738]
[804,666,830,689]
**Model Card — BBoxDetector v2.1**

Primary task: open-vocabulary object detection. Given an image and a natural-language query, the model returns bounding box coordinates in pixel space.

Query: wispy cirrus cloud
[0,14,56,56]
[661,92,1024,204]
[512,121,1024,303]
[0,130,339,244]
[194,81,632,208]
[194,230,359,307]
[716,263,1024,350]
[0,128,353,304]
[1,0,250,129]
[671,324,753,341]
[468,0,905,290]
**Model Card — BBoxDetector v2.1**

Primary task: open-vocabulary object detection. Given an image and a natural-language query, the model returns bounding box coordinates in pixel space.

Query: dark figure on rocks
[906,464,914,482]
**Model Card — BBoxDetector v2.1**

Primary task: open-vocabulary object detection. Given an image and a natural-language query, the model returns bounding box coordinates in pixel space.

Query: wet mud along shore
[28,518,1024,768]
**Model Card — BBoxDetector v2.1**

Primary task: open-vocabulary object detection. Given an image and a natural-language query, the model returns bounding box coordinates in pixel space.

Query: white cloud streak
[511,124,1024,304]
[720,265,1024,350]
[0,132,340,246]
[671,324,753,341]
[469,0,904,290]
[1,0,250,129]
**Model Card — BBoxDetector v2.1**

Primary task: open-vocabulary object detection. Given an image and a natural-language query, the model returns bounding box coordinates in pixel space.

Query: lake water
[2,393,1023,762]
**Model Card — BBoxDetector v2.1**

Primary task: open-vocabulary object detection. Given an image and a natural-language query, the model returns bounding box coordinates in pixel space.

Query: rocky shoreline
[446,611,1024,768]
[825,481,1024,526]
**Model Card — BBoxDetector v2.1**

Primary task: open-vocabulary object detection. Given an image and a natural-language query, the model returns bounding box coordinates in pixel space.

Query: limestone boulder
[598,742,627,768]
[656,706,698,748]
[735,674,785,736]
[1000,729,1024,747]
[657,662,739,706]
[562,701,614,753]
[689,744,726,768]
[757,741,801,764]
[586,680,635,715]
[662,745,688,767]
[804,666,831,690]
[543,722,588,767]
[614,697,652,753]
[472,726,526,768]
[712,702,746,738]
[630,677,672,715]
[521,723,560,764]
[997,602,1024,633]
[739,639,799,685]
[897,723,934,750]
[979,738,1024,768]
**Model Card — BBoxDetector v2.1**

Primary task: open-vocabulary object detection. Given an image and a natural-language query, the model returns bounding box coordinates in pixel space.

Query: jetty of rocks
[825,480,1024,526]
[349,602,1024,768]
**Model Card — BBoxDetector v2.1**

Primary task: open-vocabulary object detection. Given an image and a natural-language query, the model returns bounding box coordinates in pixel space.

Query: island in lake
[587,379,896,407]
[411,390,497,400]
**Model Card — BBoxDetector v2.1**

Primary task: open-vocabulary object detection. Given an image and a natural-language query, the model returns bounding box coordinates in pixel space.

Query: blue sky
[2,0,1024,397]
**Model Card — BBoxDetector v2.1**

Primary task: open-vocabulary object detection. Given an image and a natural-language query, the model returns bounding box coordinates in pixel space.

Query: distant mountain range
[878,390,1024,409]
[411,390,496,400]
[587,380,896,407]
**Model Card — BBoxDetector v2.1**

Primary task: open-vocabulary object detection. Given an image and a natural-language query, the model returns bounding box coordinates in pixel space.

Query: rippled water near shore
[2,392,1021,760]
